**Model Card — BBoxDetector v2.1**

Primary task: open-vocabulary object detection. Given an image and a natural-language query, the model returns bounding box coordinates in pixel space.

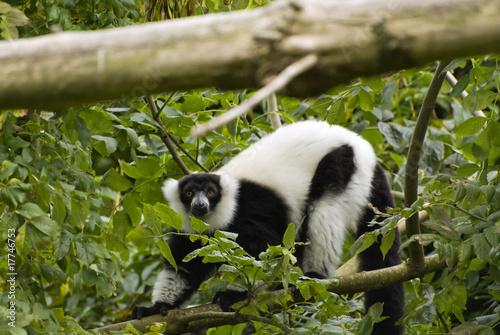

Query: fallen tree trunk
[1,0,500,110]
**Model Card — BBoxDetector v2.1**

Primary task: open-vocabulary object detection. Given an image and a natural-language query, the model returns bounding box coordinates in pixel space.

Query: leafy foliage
[0,1,499,335]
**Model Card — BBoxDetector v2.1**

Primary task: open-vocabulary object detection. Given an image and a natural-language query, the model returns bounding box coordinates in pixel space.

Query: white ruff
[152,269,189,305]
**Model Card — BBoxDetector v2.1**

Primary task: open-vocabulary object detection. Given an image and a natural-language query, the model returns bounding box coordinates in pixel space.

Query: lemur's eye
[207,190,215,196]
[186,191,193,197]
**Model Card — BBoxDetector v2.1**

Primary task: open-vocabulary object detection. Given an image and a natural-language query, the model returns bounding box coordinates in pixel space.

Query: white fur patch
[152,268,189,305]
[220,121,376,227]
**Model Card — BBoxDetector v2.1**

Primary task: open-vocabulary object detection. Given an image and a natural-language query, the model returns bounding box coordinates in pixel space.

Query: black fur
[307,144,356,201]
[298,145,357,261]
[230,181,290,255]
[358,165,404,335]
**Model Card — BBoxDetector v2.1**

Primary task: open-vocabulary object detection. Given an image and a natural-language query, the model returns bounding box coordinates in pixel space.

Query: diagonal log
[1,0,500,110]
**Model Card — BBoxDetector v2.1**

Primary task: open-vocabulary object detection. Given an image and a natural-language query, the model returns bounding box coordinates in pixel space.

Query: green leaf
[472,234,490,260]
[378,122,404,153]
[114,125,140,148]
[158,239,177,271]
[351,231,379,256]
[102,168,132,192]
[357,89,373,112]
[119,161,142,179]
[463,90,496,112]
[380,81,396,110]
[52,192,67,225]
[144,132,159,156]
[453,117,487,136]
[190,217,209,233]
[18,203,46,219]
[126,226,155,249]
[0,160,17,180]
[82,268,98,286]
[456,163,479,178]
[311,97,332,115]
[75,242,97,266]
[326,99,345,125]
[40,264,67,283]
[361,76,384,93]
[282,223,296,248]
[450,74,470,97]
[458,240,472,267]
[441,58,465,73]
[92,135,118,156]
[472,128,491,161]
[4,5,29,26]
[96,275,114,298]
[74,115,91,147]
[122,193,143,226]
[136,157,162,178]
[155,203,184,231]
[68,198,88,229]
[358,302,384,334]
[56,231,72,261]
[380,228,395,259]
[180,92,207,113]
[143,203,162,235]
[0,20,18,40]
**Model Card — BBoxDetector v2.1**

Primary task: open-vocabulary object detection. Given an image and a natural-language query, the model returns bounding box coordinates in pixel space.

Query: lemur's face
[178,174,222,218]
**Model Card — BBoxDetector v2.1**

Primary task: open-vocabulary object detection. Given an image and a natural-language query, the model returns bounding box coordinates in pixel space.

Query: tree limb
[404,61,449,268]
[97,254,445,334]
[191,54,317,137]
[266,94,282,130]
[2,0,500,110]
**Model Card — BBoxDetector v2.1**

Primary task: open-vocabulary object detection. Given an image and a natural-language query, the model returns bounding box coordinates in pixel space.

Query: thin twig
[166,132,209,172]
[191,54,318,137]
[452,203,488,222]
[145,95,191,175]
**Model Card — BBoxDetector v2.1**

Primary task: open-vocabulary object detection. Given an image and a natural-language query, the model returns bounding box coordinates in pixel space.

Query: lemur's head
[176,173,222,217]
[162,172,238,233]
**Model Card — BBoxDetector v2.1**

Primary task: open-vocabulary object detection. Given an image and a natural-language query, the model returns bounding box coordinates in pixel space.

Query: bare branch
[191,54,318,137]
[404,61,449,268]
[331,254,445,294]
[266,94,282,130]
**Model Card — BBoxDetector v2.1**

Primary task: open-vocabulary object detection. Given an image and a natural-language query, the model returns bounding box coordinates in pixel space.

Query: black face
[178,174,222,217]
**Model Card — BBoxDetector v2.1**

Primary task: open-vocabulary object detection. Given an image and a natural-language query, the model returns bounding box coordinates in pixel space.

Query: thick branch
[2,0,500,110]
[404,61,449,268]
[331,254,445,294]
[99,254,445,334]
